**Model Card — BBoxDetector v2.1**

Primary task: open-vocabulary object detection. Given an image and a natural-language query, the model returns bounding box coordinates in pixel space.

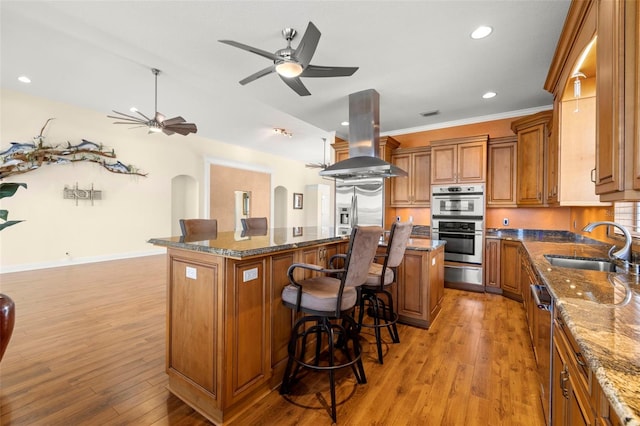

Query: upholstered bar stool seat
[279,225,382,423]
[357,221,412,364]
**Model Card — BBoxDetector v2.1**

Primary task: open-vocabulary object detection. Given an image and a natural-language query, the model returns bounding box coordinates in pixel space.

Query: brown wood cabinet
[430,135,488,185]
[165,240,349,424]
[551,310,595,426]
[484,238,501,293]
[390,146,431,207]
[487,136,518,207]
[511,110,555,206]
[594,0,640,200]
[500,240,522,300]
[395,245,444,329]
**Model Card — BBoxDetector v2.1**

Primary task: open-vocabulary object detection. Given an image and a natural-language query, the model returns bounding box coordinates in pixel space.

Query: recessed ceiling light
[129,107,138,112]
[18,75,31,83]
[341,121,349,126]
[482,91,497,99]
[471,26,493,40]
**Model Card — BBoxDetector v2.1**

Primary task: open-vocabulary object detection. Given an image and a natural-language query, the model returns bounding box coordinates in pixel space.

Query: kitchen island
[488,229,640,425]
[149,227,445,425]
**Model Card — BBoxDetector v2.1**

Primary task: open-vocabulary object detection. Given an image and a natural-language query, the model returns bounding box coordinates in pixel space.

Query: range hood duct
[319,89,407,179]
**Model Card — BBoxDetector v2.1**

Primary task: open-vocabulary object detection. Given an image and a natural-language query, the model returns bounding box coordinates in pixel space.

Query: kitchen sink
[544,255,620,272]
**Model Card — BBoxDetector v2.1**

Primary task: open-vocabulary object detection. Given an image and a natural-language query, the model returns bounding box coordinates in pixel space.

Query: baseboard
[0,248,166,274]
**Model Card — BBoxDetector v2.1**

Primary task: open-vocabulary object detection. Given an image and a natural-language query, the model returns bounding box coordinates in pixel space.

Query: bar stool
[279,225,382,423]
[179,218,218,236]
[357,221,412,364]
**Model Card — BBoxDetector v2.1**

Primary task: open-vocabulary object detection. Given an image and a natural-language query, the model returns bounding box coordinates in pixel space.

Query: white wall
[0,89,331,272]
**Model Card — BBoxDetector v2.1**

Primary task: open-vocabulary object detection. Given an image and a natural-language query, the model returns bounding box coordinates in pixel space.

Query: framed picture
[293,193,303,209]
[292,226,303,237]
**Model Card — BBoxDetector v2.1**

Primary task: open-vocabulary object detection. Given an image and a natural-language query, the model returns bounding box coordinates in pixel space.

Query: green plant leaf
[0,182,27,200]
[0,220,24,231]
[0,209,7,221]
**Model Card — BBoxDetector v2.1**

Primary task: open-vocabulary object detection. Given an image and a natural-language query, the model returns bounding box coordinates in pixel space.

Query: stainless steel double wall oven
[431,184,485,289]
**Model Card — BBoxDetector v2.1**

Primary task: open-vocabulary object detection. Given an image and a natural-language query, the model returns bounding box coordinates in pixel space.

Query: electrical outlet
[503,218,509,226]
[243,268,258,282]
[186,266,197,280]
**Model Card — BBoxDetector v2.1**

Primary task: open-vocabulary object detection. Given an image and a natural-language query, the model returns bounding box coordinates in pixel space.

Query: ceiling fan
[108,68,197,136]
[305,138,331,169]
[219,22,359,96]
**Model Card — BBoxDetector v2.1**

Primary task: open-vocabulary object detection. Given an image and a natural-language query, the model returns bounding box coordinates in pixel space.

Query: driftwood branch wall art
[0,118,147,179]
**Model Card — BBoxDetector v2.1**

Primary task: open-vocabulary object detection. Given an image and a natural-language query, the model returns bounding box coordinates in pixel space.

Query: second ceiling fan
[219,21,359,96]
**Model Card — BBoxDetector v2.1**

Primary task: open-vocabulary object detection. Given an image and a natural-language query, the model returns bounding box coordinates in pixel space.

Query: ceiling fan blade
[279,75,311,96]
[165,123,197,136]
[155,112,166,123]
[219,40,280,62]
[295,22,321,67]
[162,128,176,136]
[239,65,276,85]
[162,116,186,126]
[301,65,359,78]
[108,110,147,124]
[135,110,153,122]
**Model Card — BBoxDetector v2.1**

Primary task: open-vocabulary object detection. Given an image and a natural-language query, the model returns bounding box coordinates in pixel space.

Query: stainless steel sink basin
[544,255,619,272]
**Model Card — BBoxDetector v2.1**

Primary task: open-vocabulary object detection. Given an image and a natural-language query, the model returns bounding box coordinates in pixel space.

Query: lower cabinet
[484,238,501,293]
[500,240,523,300]
[551,310,595,426]
[395,245,444,329]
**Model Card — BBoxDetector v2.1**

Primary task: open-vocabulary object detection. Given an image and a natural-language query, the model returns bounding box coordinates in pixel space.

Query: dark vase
[0,293,15,363]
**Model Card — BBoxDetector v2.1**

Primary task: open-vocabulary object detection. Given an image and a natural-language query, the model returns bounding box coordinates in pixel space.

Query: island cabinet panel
[224,258,271,407]
[166,249,225,416]
[169,258,219,396]
[395,246,444,329]
[269,252,297,383]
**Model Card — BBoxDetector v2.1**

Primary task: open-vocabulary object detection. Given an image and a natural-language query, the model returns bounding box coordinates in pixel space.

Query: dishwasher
[531,284,552,425]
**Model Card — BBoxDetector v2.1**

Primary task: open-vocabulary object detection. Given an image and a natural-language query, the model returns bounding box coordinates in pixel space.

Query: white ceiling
[0,0,571,166]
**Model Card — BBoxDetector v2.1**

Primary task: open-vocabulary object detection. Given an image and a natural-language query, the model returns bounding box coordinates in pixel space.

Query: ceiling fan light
[148,122,162,133]
[275,61,303,78]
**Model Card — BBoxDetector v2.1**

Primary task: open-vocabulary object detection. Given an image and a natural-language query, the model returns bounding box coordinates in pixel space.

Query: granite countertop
[149,226,444,259]
[491,230,640,425]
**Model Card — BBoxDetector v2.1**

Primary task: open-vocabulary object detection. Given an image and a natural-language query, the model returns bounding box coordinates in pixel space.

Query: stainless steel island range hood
[319,89,407,179]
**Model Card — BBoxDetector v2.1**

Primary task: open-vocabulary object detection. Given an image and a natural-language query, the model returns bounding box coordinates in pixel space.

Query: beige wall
[0,89,328,271]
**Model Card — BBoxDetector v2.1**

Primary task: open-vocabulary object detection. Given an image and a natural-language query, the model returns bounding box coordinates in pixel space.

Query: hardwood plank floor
[0,255,545,425]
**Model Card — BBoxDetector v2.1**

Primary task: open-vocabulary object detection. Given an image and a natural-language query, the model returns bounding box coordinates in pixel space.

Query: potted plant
[0,182,26,362]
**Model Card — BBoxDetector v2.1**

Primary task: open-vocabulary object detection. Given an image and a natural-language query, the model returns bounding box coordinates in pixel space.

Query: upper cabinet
[430,135,488,185]
[487,136,517,207]
[390,146,431,207]
[331,136,400,163]
[511,111,555,206]
[545,0,639,202]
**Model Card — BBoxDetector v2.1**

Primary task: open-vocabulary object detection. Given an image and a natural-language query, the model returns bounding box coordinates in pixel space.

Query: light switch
[186,266,197,280]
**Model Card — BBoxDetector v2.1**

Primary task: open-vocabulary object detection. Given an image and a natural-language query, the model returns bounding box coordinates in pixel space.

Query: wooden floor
[0,255,545,425]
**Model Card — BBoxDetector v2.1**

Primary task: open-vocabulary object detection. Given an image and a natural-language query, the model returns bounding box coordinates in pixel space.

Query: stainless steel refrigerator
[335,178,384,236]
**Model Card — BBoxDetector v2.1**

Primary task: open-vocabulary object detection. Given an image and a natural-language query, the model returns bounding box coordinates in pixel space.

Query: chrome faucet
[582,221,633,263]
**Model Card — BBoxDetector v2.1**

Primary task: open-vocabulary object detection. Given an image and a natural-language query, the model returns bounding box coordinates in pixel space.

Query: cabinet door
[517,124,546,205]
[457,141,487,182]
[270,252,296,376]
[595,0,625,195]
[390,153,412,205]
[169,258,219,395]
[487,141,517,206]
[412,150,432,205]
[397,251,428,322]
[484,239,501,290]
[500,240,522,297]
[431,144,457,184]
[428,248,444,320]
